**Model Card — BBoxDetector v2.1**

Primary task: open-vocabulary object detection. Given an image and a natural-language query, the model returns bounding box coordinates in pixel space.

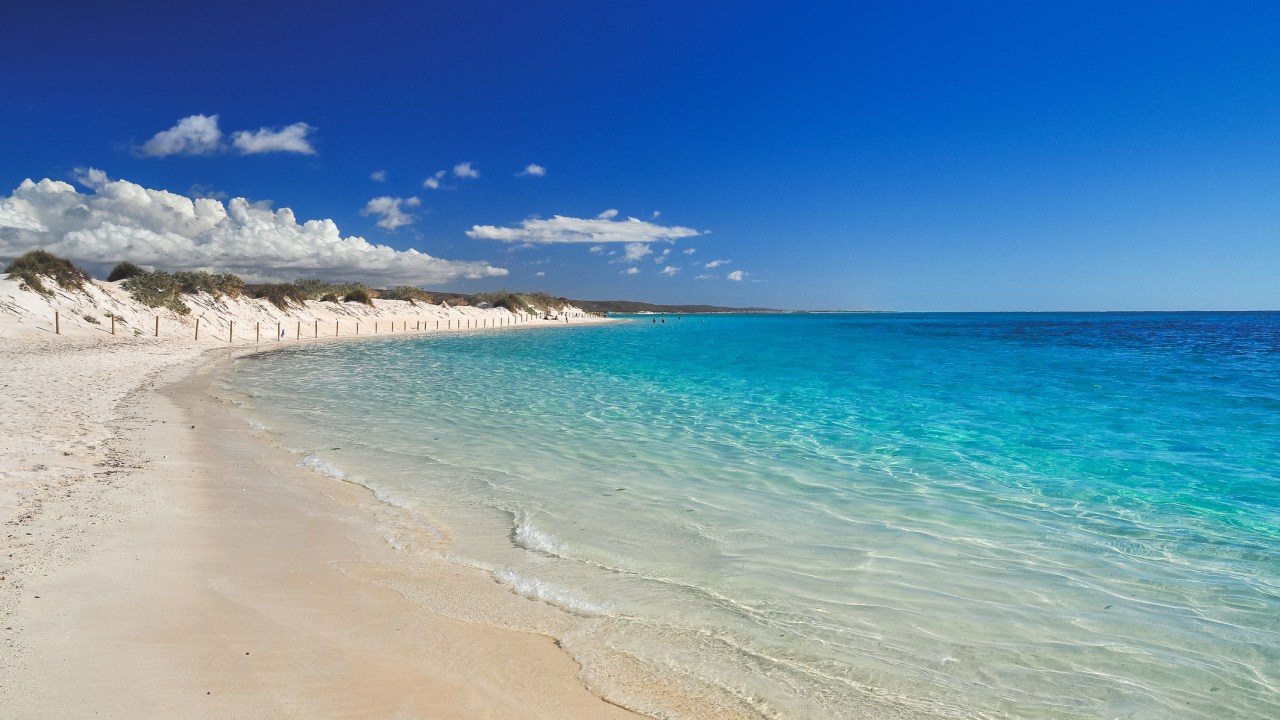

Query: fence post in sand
[296,321,300,339]
[111,314,116,335]
[256,322,260,343]
[55,311,60,335]
[155,316,160,337]
[277,321,281,341]
[314,319,318,338]
[436,320,439,330]
[229,320,234,343]
[195,317,200,340]
[375,321,378,333]
[356,322,360,335]
[335,320,339,337]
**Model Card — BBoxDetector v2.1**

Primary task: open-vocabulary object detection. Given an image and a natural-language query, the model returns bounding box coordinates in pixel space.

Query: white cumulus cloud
[727,270,745,281]
[518,164,546,177]
[232,122,316,155]
[361,196,421,231]
[660,265,679,276]
[621,267,639,275]
[683,247,697,255]
[370,170,387,182]
[705,259,731,268]
[0,170,504,285]
[423,170,446,189]
[535,271,545,277]
[468,212,702,246]
[139,114,317,157]
[453,162,480,179]
[622,242,652,262]
[139,114,223,157]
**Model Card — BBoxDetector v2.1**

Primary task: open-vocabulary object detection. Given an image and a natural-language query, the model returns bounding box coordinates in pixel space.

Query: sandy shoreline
[1,278,645,718]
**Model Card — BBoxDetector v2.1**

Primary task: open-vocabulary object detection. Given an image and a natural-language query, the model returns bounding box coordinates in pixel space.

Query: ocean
[223,312,1280,719]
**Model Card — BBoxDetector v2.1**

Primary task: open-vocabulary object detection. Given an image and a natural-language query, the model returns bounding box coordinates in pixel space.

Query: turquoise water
[226,313,1280,719]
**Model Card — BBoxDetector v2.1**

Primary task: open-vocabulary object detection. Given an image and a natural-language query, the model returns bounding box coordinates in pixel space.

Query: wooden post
[277,321,281,341]
[375,322,378,333]
[335,320,339,337]
[55,311,60,335]
[356,322,360,335]
[229,320,234,343]
[436,320,439,330]
[256,322,260,343]
[314,319,318,338]
[155,316,160,337]
[111,314,116,336]
[296,321,300,339]
[195,317,200,340]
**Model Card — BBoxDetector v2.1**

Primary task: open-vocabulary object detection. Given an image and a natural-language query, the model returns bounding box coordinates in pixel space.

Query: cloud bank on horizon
[0,170,506,285]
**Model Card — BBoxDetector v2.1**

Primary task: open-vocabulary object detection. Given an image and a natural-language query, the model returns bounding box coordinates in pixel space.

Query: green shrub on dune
[342,287,374,305]
[253,283,308,310]
[123,271,191,314]
[106,261,146,282]
[290,278,337,300]
[174,270,244,299]
[4,250,90,296]
[472,290,569,315]
[378,286,432,305]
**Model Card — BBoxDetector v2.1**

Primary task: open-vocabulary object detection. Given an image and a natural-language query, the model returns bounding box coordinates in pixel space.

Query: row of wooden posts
[51,310,584,339]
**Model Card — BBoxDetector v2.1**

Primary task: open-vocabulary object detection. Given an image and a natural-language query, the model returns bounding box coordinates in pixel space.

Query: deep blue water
[227,312,1280,719]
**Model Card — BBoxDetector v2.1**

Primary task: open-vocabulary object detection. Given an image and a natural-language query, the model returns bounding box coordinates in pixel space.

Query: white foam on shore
[300,454,348,480]
[247,420,267,430]
[512,513,565,555]
[494,568,608,616]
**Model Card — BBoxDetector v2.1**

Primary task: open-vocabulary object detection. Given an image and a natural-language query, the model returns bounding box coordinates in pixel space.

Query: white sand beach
[0,276,639,718]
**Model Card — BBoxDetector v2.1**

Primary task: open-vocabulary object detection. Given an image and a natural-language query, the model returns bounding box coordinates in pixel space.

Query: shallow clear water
[226,313,1280,719]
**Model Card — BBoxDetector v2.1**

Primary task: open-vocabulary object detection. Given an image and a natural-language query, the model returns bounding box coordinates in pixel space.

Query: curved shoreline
[0,290,646,717]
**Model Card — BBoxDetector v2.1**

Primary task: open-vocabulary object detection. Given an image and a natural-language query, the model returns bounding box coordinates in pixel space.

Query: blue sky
[2,1,1278,310]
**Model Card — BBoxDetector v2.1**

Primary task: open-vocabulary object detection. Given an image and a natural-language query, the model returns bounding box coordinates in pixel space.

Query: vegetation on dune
[342,287,374,305]
[174,270,244,299]
[252,283,308,310]
[290,278,370,300]
[106,261,146,282]
[249,279,376,309]
[4,250,90,296]
[123,271,191,314]
[377,286,432,305]
[521,292,571,313]
[472,290,570,315]
[5,251,583,318]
